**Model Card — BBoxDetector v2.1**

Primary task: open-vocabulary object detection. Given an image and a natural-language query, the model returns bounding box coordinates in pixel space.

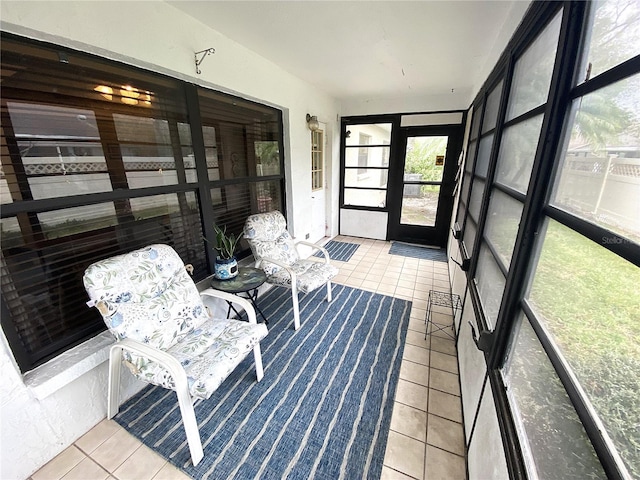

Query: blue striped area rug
[113,284,411,479]
[313,240,359,262]
[389,241,448,262]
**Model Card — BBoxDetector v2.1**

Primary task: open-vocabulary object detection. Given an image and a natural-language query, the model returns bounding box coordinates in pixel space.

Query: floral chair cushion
[266,260,339,293]
[83,244,268,400]
[83,244,209,350]
[244,211,300,276]
[124,318,266,399]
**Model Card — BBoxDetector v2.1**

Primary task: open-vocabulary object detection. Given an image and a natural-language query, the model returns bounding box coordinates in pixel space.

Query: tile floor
[30,236,466,480]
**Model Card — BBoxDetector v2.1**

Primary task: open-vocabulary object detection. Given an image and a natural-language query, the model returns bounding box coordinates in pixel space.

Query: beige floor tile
[152,461,192,480]
[403,343,430,366]
[61,457,109,480]
[332,274,349,284]
[113,444,167,480]
[395,378,429,411]
[428,389,463,424]
[429,335,457,356]
[430,351,459,374]
[429,369,461,397]
[381,465,416,480]
[396,286,414,298]
[349,270,368,280]
[424,445,466,480]
[406,329,430,350]
[343,277,364,288]
[397,279,416,290]
[384,431,425,480]
[391,402,427,442]
[360,279,380,291]
[75,419,122,455]
[377,284,396,295]
[408,318,427,335]
[91,428,142,473]
[410,306,427,320]
[32,445,86,480]
[400,360,429,387]
[427,414,465,456]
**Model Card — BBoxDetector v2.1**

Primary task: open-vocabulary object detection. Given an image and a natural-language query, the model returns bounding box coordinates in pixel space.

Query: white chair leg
[176,388,204,467]
[253,344,264,382]
[107,345,123,419]
[326,281,333,302]
[291,284,301,330]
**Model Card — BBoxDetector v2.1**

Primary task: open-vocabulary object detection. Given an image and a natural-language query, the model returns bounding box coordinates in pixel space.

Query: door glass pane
[495,115,544,194]
[345,146,390,167]
[470,105,483,141]
[404,136,447,182]
[344,188,386,208]
[344,168,388,188]
[577,0,640,84]
[345,123,392,145]
[551,74,640,244]
[503,313,606,479]
[506,10,563,121]
[475,243,505,328]
[527,219,640,477]
[484,190,523,268]
[474,134,494,178]
[401,185,440,227]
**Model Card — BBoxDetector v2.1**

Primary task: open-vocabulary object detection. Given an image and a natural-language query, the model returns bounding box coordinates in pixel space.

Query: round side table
[210,267,268,324]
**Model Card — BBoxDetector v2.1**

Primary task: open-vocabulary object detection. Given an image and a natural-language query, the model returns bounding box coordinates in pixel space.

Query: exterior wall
[0,2,340,478]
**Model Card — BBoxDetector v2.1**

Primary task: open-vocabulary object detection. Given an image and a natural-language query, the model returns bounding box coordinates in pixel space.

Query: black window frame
[0,33,286,372]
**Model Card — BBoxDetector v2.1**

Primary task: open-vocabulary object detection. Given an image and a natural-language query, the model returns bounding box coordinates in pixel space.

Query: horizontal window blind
[0,34,285,371]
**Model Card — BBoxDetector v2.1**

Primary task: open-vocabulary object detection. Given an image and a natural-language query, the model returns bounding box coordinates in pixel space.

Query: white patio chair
[243,211,338,330]
[83,244,268,467]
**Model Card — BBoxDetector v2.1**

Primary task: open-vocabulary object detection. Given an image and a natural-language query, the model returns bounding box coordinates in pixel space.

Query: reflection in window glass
[401,186,440,227]
[482,81,504,134]
[552,74,640,244]
[528,219,640,477]
[468,178,485,221]
[470,107,483,141]
[484,190,523,268]
[344,169,388,188]
[464,139,477,173]
[474,134,494,178]
[344,188,386,208]
[577,0,640,84]
[463,217,477,257]
[345,124,392,145]
[495,115,544,194]
[475,243,505,328]
[460,171,472,207]
[506,10,562,121]
[345,147,390,167]
[503,313,606,479]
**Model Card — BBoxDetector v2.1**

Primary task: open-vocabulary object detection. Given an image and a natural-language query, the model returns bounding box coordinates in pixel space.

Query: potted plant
[211,224,240,280]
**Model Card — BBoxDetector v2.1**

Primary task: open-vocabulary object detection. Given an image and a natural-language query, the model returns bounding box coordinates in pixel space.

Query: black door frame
[387,124,463,247]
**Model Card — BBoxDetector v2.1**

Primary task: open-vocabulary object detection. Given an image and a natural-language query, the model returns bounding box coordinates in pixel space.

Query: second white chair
[244,211,338,330]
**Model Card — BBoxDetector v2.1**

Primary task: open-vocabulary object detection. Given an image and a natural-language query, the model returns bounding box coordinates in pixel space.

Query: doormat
[313,240,359,262]
[389,241,447,262]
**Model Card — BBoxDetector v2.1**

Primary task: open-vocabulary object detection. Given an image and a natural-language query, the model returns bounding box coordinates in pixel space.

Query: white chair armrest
[200,288,258,325]
[295,240,331,264]
[111,338,189,392]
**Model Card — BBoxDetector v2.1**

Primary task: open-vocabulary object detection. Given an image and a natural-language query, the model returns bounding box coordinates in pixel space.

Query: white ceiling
[169,1,530,104]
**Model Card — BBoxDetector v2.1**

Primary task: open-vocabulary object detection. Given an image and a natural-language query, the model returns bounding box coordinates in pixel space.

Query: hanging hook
[194,48,215,75]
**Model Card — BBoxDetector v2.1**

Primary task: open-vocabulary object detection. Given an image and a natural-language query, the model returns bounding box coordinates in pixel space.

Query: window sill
[23,331,115,400]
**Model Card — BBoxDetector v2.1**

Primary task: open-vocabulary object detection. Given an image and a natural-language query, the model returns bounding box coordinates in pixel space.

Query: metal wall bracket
[195,48,215,75]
